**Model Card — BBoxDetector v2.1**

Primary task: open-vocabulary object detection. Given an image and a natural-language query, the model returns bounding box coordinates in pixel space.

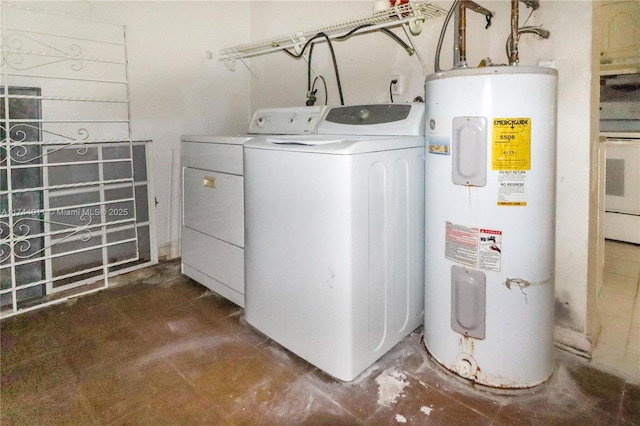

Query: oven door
[605,138,640,244]
[605,139,640,215]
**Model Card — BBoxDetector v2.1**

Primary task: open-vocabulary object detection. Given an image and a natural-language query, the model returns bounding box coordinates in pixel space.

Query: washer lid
[267,136,346,146]
[244,135,424,154]
[180,135,252,144]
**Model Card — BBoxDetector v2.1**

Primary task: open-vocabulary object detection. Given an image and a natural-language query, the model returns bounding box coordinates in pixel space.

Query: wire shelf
[219,2,445,63]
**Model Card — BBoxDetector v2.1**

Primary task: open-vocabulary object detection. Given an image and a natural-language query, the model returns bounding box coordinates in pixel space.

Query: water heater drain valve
[455,353,478,379]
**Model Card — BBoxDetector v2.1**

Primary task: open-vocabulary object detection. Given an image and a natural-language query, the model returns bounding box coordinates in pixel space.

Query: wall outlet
[391,75,402,95]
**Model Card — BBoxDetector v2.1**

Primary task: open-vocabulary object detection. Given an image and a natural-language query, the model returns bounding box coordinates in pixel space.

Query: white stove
[601,132,640,244]
[600,73,640,244]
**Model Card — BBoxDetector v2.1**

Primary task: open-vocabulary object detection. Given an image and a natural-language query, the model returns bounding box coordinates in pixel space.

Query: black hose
[389,80,395,103]
[336,24,413,55]
[308,42,314,95]
[282,25,415,106]
[306,44,328,106]
[280,32,343,105]
[312,75,328,105]
[281,33,327,59]
[320,33,344,105]
[283,25,413,58]
[281,48,301,59]
[336,24,373,41]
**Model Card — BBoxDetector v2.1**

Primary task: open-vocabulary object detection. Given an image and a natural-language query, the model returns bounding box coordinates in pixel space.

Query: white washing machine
[244,103,425,381]
[181,107,325,307]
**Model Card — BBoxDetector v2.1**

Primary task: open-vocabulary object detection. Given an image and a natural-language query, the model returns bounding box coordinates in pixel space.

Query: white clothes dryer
[181,107,325,307]
[244,103,425,381]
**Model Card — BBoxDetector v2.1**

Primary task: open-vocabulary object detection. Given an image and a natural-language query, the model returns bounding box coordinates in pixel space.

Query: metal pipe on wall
[458,2,467,67]
[509,0,519,65]
[454,0,493,69]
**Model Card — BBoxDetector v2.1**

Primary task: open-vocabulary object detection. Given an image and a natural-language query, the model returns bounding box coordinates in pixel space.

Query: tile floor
[2,260,640,425]
[592,240,640,382]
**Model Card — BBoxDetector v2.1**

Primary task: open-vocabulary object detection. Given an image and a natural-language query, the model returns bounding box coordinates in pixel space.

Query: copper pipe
[455,0,493,68]
[509,0,519,65]
[458,1,467,67]
[464,0,493,17]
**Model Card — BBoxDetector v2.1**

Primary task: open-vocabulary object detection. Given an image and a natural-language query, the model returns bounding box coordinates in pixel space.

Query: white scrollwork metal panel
[1,4,140,317]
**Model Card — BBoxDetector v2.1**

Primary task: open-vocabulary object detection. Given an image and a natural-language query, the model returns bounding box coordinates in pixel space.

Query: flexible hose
[282,25,414,105]
[283,32,343,105]
[505,27,550,64]
[282,25,412,59]
[336,24,373,41]
[335,24,412,54]
[312,75,328,105]
[307,42,314,95]
[380,28,414,55]
[319,33,345,105]
[389,80,395,103]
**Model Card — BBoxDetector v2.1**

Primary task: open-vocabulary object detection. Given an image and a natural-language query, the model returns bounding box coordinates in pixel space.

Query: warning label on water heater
[445,222,502,272]
[498,171,527,206]
[492,117,531,171]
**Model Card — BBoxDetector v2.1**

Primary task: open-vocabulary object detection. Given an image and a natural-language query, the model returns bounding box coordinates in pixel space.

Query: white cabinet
[181,136,249,307]
[599,1,640,73]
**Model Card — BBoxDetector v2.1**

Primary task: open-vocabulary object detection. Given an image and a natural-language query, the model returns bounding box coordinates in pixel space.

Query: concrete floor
[1,260,639,425]
[592,240,640,382]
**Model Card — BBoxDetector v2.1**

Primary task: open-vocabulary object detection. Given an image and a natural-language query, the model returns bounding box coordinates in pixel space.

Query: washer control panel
[318,103,425,136]
[248,106,326,135]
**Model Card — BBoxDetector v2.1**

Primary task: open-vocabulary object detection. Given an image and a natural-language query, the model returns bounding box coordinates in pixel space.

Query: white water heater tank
[424,66,558,389]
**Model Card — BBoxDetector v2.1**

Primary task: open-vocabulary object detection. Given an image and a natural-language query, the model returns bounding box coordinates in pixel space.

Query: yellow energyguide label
[491,118,531,171]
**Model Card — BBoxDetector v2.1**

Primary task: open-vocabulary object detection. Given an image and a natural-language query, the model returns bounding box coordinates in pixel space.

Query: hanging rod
[219,2,446,66]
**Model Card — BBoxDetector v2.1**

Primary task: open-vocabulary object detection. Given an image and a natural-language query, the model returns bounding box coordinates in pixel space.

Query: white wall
[89,1,252,258]
[11,1,252,258]
[520,1,598,349]
[246,1,597,349]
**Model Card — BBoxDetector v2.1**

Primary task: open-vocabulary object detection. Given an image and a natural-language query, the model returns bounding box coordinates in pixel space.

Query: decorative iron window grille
[1,3,153,317]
